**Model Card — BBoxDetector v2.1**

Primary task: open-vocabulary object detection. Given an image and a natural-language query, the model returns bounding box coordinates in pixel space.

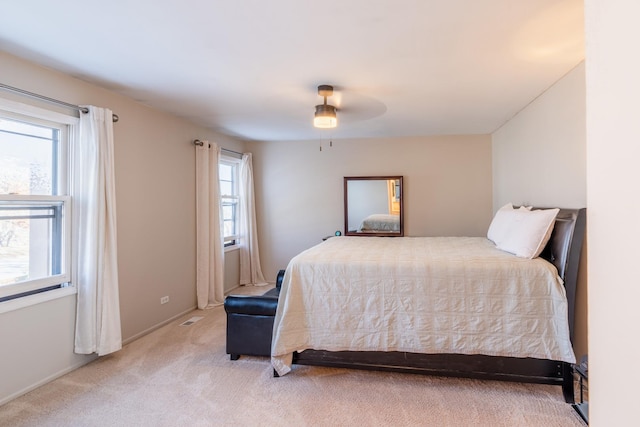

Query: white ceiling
[0,0,584,142]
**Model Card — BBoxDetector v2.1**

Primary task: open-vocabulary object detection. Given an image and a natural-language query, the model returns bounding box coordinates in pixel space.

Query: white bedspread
[271,236,576,376]
[358,213,400,232]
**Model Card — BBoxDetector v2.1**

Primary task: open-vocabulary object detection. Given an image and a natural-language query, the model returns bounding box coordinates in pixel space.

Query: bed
[358,213,400,232]
[271,207,586,403]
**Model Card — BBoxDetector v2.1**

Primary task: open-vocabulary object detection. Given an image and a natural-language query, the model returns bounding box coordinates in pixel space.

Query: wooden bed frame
[287,208,586,403]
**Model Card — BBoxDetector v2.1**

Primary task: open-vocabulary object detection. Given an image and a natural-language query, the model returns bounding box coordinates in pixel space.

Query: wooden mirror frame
[343,176,404,237]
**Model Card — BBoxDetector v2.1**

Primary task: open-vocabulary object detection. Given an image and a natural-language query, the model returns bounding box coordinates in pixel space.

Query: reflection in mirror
[344,176,403,237]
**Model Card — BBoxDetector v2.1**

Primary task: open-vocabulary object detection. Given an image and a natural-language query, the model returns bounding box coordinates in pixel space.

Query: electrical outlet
[160,296,169,304]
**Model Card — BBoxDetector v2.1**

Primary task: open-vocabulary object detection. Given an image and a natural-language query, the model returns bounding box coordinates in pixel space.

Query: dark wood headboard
[536,207,586,341]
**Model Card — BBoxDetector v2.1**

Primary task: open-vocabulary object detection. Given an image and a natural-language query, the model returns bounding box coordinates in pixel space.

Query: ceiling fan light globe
[314,116,337,128]
[314,104,337,128]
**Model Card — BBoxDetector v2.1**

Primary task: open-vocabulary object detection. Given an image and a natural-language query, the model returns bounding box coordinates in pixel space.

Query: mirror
[344,176,403,237]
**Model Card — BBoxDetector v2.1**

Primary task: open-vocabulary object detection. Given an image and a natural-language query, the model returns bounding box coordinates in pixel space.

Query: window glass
[222,203,236,237]
[220,180,233,196]
[0,201,64,286]
[219,163,232,182]
[0,117,58,195]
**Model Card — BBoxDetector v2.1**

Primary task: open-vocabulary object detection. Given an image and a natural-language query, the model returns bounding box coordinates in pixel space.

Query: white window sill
[0,285,77,314]
[224,244,240,253]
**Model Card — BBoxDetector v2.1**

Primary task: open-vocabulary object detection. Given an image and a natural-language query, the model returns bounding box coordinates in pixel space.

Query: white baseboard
[122,306,197,345]
[0,356,97,407]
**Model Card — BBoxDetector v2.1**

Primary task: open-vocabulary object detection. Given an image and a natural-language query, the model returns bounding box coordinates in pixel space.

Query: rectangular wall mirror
[344,176,403,237]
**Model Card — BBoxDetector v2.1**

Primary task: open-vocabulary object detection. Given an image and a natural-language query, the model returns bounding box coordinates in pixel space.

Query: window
[0,103,74,303]
[219,156,240,248]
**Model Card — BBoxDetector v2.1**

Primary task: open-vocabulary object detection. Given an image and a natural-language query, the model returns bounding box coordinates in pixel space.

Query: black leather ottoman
[224,270,284,360]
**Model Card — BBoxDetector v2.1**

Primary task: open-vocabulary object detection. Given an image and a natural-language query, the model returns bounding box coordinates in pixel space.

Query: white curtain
[239,153,267,286]
[72,106,122,356]
[196,141,225,308]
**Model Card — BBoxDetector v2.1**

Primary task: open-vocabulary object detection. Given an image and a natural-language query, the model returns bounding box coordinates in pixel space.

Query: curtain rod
[0,83,119,122]
[193,139,243,157]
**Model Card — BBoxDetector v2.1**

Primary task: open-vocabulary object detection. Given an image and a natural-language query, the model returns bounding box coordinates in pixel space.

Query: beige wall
[0,293,93,405]
[248,135,493,282]
[492,62,586,211]
[585,0,640,423]
[491,63,587,358]
[0,51,245,404]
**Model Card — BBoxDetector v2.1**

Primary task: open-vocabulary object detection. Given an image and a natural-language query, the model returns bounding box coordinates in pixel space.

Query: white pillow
[487,203,531,245]
[496,208,560,259]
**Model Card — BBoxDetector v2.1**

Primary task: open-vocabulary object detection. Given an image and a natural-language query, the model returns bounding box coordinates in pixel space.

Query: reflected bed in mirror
[344,176,403,236]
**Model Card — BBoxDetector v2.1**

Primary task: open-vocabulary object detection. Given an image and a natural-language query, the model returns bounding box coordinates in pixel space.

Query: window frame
[219,155,241,251]
[0,98,77,308]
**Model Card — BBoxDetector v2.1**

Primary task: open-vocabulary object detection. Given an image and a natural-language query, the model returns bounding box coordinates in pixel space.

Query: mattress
[271,236,576,376]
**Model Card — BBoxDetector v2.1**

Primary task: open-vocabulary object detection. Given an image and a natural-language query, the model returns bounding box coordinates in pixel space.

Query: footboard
[292,350,575,403]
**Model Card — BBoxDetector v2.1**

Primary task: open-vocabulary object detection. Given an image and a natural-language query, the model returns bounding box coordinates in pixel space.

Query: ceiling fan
[312,84,387,130]
[313,85,338,129]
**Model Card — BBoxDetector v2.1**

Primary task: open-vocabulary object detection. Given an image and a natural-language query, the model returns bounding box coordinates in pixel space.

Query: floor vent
[179,316,204,326]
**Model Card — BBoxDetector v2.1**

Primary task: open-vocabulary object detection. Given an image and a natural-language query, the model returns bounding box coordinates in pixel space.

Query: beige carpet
[0,287,586,427]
